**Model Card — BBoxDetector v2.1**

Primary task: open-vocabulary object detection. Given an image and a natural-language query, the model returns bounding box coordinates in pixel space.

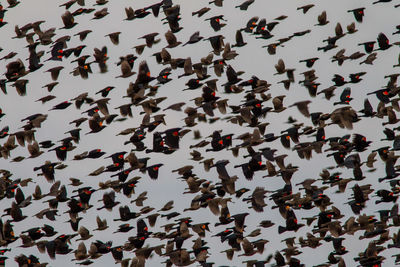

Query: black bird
[373,0,392,4]
[50,101,72,111]
[334,87,352,105]
[114,205,139,221]
[376,32,391,50]
[206,15,226,31]
[96,86,115,97]
[235,0,255,10]
[163,128,181,148]
[33,161,58,182]
[146,163,163,179]
[358,41,375,53]
[348,7,365,22]
[332,74,347,86]
[299,57,319,68]
[278,207,304,233]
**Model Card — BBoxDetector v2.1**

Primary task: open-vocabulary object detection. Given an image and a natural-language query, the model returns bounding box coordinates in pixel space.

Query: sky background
[1,0,400,266]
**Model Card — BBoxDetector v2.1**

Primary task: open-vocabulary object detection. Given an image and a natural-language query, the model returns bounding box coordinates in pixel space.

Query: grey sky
[0,0,400,266]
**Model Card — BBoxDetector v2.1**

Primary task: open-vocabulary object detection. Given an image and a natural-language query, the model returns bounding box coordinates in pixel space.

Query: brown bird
[360,52,377,65]
[27,141,43,158]
[36,95,56,104]
[105,32,121,45]
[94,216,108,231]
[315,11,329,26]
[45,66,64,81]
[116,59,136,78]
[74,30,92,41]
[165,30,181,48]
[61,11,77,29]
[72,242,89,261]
[272,95,286,113]
[11,79,28,96]
[192,7,210,17]
[297,4,314,13]
[91,8,109,20]
[274,59,286,75]
[139,32,160,48]
[289,100,311,117]
[76,226,93,241]
[6,59,28,80]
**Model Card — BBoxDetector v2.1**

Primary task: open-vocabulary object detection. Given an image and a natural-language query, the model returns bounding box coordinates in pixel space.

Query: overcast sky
[1,0,400,266]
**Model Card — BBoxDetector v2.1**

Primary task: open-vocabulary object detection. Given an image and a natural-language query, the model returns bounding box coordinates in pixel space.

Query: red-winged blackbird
[377,32,391,50]
[348,7,365,22]
[205,15,226,31]
[47,42,65,61]
[73,187,96,206]
[332,74,347,86]
[157,67,172,84]
[163,128,181,148]
[349,72,365,83]
[278,207,304,233]
[93,240,112,254]
[299,57,319,68]
[137,218,151,238]
[135,60,155,85]
[110,246,123,262]
[206,131,224,152]
[146,132,166,153]
[358,41,375,53]
[86,148,105,159]
[146,163,163,179]
[242,16,258,33]
[334,87,352,105]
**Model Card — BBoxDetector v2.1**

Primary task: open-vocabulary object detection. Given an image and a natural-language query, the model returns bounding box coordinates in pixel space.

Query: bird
[116,59,136,78]
[297,4,315,13]
[192,7,210,17]
[49,101,72,111]
[165,30,181,48]
[91,7,109,20]
[235,0,255,10]
[97,191,120,211]
[315,11,329,26]
[376,32,392,50]
[183,31,203,46]
[348,7,365,22]
[61,11,77,29]
[360,52,377,65]
[45,66,64,81]
[105,32,121,45]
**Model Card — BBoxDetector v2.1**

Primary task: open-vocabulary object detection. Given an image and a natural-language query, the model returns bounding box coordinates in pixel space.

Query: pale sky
[0,0,400,266]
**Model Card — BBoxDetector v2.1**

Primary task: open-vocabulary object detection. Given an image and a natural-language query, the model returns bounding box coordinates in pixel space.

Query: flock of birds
[1,0,400,266]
